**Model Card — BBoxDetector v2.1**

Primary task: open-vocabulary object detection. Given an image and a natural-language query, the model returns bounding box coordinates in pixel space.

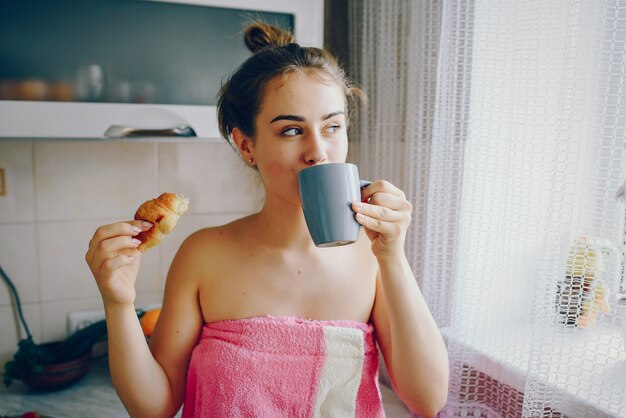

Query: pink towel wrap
[182,315,385,418]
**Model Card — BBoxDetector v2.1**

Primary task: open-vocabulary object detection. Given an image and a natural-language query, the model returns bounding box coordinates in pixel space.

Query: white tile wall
[0,142,35,222]
[158,142,264,214]
[0,139,261,363]
[0,224,39,305]
[34,142,159,221]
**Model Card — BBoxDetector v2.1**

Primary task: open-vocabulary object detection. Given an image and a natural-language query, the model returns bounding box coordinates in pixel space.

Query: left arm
[353,180,449,417]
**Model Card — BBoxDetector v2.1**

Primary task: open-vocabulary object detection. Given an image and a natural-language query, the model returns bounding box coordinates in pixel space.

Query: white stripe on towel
[313,326,365,418]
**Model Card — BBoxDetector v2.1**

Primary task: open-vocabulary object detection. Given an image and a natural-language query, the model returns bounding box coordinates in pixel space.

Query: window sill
[440,324,626,417]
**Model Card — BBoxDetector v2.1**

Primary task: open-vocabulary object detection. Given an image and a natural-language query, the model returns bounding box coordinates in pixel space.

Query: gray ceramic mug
[298,163,371,247]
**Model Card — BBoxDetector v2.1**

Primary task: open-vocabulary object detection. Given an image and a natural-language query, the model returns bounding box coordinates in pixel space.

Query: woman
[86,22,448,418]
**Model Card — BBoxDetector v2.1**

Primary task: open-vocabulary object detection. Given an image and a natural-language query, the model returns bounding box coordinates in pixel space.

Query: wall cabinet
[0,0,323,140]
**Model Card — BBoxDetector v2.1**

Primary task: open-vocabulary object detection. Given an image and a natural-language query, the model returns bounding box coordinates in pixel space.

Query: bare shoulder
[182,215,254,250]
[168,214,256,279]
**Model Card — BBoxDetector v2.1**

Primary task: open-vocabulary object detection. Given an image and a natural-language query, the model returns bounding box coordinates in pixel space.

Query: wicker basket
[22,342,92,392]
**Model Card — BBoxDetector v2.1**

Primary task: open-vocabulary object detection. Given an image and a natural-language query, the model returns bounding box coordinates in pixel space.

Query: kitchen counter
[1,358,412,417]
[0,358,135,418]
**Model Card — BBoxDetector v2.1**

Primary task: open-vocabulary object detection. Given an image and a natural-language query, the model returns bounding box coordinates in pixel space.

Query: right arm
[86,221,204,418]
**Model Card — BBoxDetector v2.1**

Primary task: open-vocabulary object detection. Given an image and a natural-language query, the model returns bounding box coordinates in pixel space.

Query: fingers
[352,180,412,236]
[91,220,153,244]
[352,199,404,222]
[353,206,407,236]
[101,253,138,273]
[89,235,142,274]
[360,180,405,202]
[88,220,152,250]
[86,220,152,268]
[369,191,411,212]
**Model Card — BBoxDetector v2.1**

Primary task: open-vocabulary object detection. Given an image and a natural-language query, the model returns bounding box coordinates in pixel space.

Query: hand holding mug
[352,180,413,259]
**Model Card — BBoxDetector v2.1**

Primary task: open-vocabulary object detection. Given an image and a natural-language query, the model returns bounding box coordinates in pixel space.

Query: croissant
[134,193,189,252]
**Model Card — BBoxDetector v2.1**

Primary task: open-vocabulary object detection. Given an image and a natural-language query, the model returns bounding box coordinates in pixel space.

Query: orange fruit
[140,308,161,337]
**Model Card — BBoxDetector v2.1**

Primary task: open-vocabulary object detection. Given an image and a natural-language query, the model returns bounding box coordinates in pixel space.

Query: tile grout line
[31,140,44,342]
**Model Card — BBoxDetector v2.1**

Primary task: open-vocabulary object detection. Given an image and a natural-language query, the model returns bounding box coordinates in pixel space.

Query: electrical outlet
[0,168,5,196]
[66,304,161,336]
[67,308,105,336]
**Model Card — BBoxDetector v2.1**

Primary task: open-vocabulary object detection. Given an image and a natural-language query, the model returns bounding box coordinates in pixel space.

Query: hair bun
[244,21,295,53]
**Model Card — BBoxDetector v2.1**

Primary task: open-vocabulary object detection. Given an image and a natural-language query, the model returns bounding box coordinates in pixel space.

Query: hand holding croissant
[134,193,189,252]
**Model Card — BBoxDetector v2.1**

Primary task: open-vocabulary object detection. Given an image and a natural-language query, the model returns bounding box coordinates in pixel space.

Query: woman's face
[249,71,348,206]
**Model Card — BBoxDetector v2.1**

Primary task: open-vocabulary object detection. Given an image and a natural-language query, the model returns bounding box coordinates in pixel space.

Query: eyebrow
[269,111,345,124]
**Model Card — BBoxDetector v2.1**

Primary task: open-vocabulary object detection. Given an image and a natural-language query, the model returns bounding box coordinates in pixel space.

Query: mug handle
[359,180,372,203]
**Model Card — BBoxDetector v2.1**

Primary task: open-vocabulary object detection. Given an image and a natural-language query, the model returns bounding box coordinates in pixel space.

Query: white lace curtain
[348,1,626,417]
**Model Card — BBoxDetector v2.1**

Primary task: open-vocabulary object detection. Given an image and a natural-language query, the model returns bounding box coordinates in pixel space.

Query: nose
[303,132,327,166]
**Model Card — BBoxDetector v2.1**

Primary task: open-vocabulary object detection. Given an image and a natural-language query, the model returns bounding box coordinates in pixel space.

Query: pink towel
[182,315,385,418]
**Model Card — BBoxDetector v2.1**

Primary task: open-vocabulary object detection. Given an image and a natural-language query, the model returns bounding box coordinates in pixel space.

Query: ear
[232,128,256,166]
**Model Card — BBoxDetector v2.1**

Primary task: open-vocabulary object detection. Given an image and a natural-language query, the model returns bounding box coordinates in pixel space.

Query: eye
[326,124,342,133]
[282,127,303,137]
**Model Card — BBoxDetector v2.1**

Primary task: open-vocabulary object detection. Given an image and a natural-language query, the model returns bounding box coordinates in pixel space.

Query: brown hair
[217,21,363,144]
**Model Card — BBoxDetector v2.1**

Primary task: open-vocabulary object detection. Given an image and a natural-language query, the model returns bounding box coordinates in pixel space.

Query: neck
[252,192,317,251]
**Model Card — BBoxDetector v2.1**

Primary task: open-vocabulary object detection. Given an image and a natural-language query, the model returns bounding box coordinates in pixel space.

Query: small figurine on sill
[556,236,614,328]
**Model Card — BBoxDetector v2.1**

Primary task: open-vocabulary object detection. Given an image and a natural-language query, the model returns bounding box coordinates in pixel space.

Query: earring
[248,157,255,165]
